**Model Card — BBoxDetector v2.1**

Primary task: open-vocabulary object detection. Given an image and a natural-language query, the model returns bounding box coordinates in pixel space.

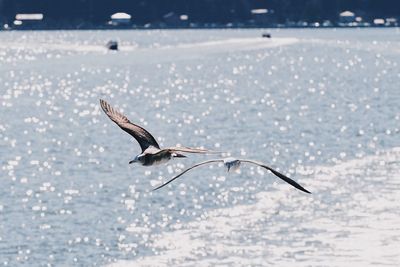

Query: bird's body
[133,146,187,166]
[153,157,311,194]
[223,157,241,172]
[100,99,214,166]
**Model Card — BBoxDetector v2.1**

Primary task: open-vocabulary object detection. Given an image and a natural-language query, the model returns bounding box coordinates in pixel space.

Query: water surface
[0,28,399,266]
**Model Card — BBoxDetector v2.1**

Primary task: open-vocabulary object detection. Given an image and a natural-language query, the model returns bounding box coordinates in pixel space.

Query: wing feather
[164,146,221,154]
[100,99,160,151]
[152,159,223,191]
[240,159,311,194]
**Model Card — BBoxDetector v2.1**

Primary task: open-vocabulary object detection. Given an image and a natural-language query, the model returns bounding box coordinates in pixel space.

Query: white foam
[171,37,298,51]
[0,41,138,53]
[0,37,296,55]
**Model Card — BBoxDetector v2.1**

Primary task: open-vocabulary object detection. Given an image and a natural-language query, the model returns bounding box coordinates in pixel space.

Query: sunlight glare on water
[0,28,399,266]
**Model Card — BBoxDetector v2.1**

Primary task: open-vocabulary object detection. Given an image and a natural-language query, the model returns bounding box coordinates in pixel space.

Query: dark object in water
[262,33,271,38]
[106,40,118,50]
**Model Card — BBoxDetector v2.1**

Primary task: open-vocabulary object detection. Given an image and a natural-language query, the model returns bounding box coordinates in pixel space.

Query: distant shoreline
[1,25,399,32]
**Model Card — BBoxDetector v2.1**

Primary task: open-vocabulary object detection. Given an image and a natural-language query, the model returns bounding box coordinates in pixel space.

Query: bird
[152,157,311,194]
[100,99,217,166]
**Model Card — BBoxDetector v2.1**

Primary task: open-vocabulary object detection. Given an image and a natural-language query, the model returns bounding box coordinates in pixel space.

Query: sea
[0,28,399,266]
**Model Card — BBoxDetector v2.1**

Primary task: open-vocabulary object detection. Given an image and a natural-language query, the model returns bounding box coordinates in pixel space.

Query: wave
[0,41,139,53]
[170,37,298,51]
[0,37,297,55]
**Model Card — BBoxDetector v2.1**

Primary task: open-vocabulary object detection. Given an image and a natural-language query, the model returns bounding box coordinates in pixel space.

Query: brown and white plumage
[100,99,216,166]
[100,99,159,151]
[152,157,311,194]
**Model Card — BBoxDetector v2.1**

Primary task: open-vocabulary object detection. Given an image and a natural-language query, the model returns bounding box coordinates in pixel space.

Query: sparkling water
[0,28,399,266]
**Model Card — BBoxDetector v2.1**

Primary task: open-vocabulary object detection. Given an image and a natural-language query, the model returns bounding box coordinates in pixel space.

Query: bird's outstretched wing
[100,99,160,151]
[152,159,224,191]
[240,159,311,194]
[163,146,222,154]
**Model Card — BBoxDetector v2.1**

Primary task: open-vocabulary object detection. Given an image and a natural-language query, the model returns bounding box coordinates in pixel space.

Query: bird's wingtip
[298,186,312,194]
[151,185,163,192]
[99,99,110,113]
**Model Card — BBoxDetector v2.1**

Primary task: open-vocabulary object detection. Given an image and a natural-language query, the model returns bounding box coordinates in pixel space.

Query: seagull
[100,99,217,166]
[152,157,311,194]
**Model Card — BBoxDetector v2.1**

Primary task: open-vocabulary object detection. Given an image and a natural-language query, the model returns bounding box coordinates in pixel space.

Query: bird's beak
[129,159,136,164]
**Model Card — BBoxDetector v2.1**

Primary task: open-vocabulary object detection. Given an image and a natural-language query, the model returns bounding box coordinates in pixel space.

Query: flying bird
[100,99,216,166]
[152,157,311,194]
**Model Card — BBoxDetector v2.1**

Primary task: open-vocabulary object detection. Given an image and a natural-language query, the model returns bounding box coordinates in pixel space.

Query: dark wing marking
[163,146,222,154]
[240,159,311,194]
[152,159,224,191]
[100,99,160,151]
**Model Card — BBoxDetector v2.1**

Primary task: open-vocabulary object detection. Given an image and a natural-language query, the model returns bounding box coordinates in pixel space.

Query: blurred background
[0,0,399,29]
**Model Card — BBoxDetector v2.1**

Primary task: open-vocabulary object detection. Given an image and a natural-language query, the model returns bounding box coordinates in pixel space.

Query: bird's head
[129,155,142,164]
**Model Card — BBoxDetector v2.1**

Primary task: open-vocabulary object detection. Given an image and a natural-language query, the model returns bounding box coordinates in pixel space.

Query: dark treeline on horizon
[0,0,399,28]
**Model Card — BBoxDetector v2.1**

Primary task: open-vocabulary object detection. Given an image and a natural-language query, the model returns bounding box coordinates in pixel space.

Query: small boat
[106,40,118,50]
